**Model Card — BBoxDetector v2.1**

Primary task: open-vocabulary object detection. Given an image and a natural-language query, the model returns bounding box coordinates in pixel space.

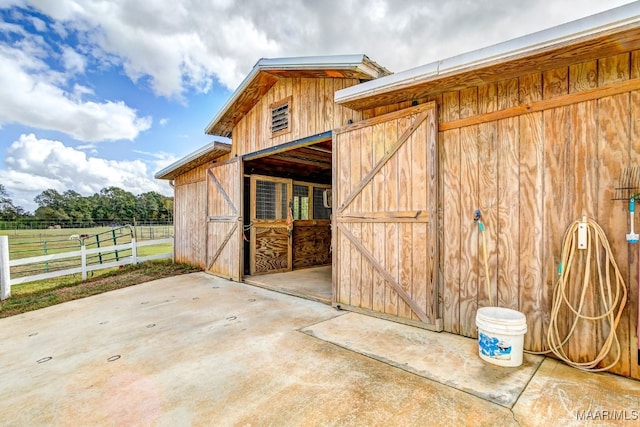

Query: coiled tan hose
[545,217,627,372]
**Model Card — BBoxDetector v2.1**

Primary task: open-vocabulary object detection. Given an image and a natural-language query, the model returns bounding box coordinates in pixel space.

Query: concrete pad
[244,266,332,303]
[302,312,544,408]
[0,273,515,426]
[513,358,640,426]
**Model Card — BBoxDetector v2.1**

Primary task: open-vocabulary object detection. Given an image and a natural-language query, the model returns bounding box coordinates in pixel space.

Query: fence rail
[0,236,173,300]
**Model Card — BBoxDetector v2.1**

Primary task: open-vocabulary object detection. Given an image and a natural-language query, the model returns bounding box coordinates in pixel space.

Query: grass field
[0,225,190,318]
[1,225,174,280]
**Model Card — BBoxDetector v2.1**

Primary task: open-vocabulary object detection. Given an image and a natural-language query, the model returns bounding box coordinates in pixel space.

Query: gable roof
[154,141,231,180]
[205,54,390,137]
[335,2,640,110]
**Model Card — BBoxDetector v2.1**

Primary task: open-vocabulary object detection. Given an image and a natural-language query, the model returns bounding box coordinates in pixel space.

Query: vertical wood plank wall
[362,51,640,378]
[173,163,210,268]
[233,77,364,156]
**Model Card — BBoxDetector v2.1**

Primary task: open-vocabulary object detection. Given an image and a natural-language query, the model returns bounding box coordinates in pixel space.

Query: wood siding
[233,78,363,157]
[333,103,439,329]
[359,51,640,378]
[173,163,209,268]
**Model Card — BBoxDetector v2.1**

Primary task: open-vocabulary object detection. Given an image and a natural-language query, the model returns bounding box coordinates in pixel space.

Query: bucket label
[479,332,512,360]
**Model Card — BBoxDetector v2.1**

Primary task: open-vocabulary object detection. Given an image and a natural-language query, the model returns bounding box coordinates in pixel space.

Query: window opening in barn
[292,184,310,220]
[271,97,291,135]
[255,180,276,219]
[255,179,289,220]
[313,187,331,219]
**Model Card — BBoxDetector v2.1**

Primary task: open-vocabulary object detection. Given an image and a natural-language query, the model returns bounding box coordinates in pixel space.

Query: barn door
[206,157,243,281]
[333,102,441,330]
[249,175,293,275]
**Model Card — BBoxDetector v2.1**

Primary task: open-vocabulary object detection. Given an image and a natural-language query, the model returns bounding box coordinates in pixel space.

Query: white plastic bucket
[476,306,527,367]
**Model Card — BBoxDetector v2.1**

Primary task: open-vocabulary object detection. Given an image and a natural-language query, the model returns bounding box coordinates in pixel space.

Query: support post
[81,243,87,281]
[131,238,137,265]
[1,236,10,300]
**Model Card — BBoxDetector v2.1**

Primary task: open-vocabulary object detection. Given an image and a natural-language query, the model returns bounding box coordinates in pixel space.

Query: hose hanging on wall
[546,216,627,372]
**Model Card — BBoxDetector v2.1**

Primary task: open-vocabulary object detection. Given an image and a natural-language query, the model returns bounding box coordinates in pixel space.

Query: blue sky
[0,0,633,212]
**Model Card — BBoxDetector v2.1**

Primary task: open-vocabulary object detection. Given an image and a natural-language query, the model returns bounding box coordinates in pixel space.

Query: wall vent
[271,98,290,134]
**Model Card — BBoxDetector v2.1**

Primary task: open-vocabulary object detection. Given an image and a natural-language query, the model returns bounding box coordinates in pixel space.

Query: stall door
[249,175,293,274]
[333,102,441,330]
[206,158,243,281]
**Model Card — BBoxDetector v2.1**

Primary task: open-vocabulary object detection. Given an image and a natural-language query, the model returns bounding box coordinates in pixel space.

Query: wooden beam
[334,102,435,134]
[337,210,429,223]
[337,223,430,323]
[270,153,331,168]
[306,146,332,154]
[207,216,237,222]
[439,77,640,131]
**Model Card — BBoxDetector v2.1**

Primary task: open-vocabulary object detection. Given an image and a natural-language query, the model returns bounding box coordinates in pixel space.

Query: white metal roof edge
[154,141,231,179]
[204,54,389,135]
[335,2,640,104]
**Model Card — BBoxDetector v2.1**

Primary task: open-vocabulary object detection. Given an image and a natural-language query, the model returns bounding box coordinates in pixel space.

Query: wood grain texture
[233,77,363,157]
[597,53,631,375]
[349,129,362,308]
[292,224,331,269]
[333,105,439,326]
[328,48,640,378]
[174,180,206,268]
[384,116,399,317]
[566,61,599,366]
[496,116,520,310]
[458,87,479,337]
[441,90,461,334]
[361,125,374,310]
[206,158,242,281]
[253,227,290,273]
[478,83,498,309]
[629,50,640,379]
[372,121,387,313]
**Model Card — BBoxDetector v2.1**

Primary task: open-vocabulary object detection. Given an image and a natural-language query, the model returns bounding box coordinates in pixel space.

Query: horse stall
[332,4,640,379]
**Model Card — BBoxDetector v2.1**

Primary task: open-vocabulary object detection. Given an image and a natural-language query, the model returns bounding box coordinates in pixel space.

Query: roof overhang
[205,54,391,137]
[154,141,231,180]
[335,2,640,111]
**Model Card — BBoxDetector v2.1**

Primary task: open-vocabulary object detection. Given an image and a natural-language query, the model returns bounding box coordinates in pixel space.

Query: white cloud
[0,133,171,212]
[159,118,169,127]
[6,0,630,100]
[0,38,152,141]
[61,46,85,74]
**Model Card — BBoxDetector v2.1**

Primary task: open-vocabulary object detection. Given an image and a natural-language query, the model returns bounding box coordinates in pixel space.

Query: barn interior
[241,135,333,303]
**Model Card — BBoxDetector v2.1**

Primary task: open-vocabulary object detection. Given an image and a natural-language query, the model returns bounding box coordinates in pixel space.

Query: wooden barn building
[156,3,640,379]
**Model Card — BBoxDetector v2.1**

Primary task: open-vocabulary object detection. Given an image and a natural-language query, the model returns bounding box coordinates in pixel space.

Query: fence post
[1,236,10,300]
[81,242,87,281]
[131,238,137,265]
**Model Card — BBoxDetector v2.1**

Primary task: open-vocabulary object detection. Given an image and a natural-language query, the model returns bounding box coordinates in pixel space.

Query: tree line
[0,184,173,225]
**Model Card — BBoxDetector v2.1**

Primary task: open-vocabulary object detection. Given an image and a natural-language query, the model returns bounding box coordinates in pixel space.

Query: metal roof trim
[335,2,640,105]
[154,141,231,180]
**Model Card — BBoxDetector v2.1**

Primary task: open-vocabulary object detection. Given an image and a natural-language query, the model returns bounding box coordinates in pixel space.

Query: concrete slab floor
[302,312,544,408]
[0,272,638,426]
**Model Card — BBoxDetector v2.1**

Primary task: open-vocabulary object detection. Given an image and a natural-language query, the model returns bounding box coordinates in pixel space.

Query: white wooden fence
[0,236,173,300]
